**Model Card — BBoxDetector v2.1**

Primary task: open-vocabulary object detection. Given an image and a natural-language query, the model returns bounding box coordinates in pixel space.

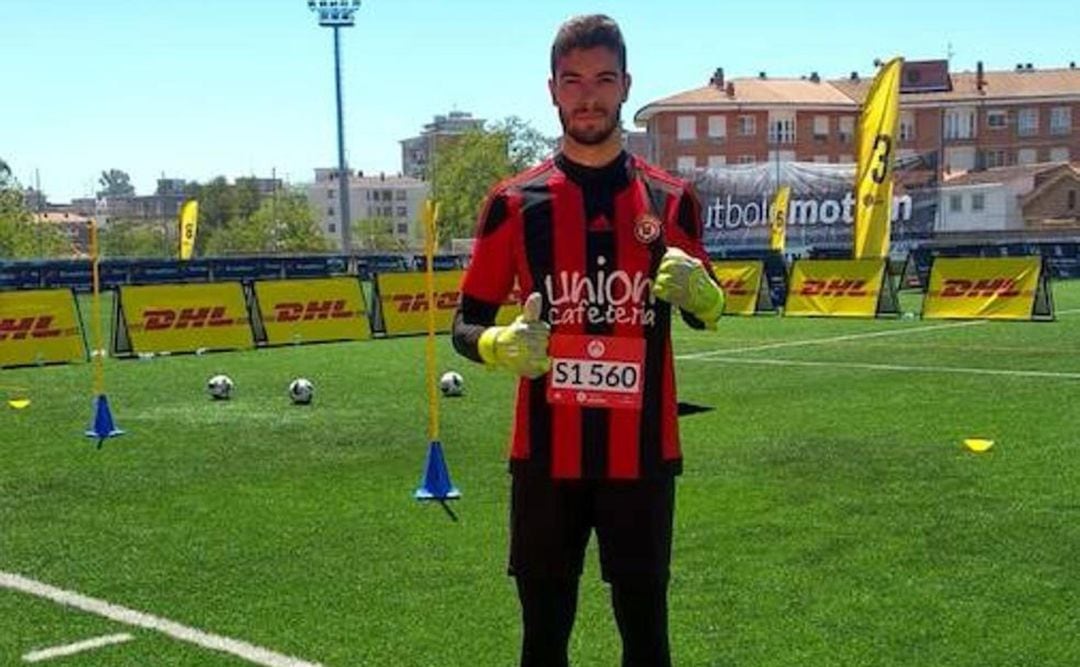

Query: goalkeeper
[451,14,723,667]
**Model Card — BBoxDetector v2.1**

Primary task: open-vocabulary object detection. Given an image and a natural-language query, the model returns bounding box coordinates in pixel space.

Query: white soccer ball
[207,374,234,400]
[288,378,314,405]
[439,371,464,397]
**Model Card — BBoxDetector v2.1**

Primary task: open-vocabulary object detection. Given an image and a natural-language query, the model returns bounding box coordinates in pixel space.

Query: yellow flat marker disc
[7,398,31,410]
[964,438,994,453]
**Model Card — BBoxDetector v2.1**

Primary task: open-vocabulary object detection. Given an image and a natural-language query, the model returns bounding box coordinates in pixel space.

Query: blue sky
[2,0,1077,202]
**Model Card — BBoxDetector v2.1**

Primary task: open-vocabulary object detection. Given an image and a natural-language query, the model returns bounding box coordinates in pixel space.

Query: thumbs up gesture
[477,292,551,379]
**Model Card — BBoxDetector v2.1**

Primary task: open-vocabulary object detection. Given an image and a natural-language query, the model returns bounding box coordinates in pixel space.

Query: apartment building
[635,61,1080,175]
[307,169,429,249]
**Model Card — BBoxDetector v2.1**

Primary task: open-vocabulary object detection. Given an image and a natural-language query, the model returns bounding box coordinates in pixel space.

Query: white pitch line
[677,319,987,360]
[691,355,1080,380]
[0,571,322,667]
[677,306,1080,361]
[23,633,134,663]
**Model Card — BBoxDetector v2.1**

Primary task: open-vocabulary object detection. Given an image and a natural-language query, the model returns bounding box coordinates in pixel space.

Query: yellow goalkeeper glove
[477,292,551,379]
[651,247,725,329]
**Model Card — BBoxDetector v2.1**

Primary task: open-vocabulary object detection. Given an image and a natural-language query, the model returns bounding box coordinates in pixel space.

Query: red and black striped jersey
[452,151,713,480]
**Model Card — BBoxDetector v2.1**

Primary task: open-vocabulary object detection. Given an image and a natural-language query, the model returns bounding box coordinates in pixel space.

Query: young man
[451,14,724,667]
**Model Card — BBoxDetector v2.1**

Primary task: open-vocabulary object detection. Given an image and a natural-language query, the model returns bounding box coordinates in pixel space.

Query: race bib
[547,334,645,410]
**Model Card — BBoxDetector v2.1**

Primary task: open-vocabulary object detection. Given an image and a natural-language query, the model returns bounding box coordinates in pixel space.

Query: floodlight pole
[308,0,362,253]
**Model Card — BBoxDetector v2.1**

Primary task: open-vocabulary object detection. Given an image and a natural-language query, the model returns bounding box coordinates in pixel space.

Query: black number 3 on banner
[870,134,893,184]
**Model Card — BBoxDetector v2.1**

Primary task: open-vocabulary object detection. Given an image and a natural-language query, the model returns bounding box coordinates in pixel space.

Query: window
[676,116,697,140]
[987,110,1008,129]
[328,222,336,233]
[382,190,393,201]
[1017,148,1038,165]
[1050,147,1071,162]
[396,206,407,217]
[327,189,335,200]
[971,193,985,212]
[395,190,407,201]
[899,112,915,141]
[1017,108,1039,137]
[676,156,697,172]
[767,111,796,144]
[944,107,976,140]
[838,116,855,143]
[737,115,756,136]
[983,149,1008,168]
[327,207,335,216]
[945,146,976,172]
[949,194,963,212]
[813,115,829,140]
[737,155,757,164]
[1068,190,1076,210]
[707,155,726,169]
[707,115,726,140]
[396,222,409,235]
[365,191,371,200]
[1050,107,1072,135]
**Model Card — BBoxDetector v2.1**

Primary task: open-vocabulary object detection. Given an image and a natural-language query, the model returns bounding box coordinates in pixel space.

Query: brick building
[634,61,1080,176]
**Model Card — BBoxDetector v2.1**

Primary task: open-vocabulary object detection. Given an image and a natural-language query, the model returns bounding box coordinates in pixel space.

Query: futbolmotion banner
[690,155,938,257]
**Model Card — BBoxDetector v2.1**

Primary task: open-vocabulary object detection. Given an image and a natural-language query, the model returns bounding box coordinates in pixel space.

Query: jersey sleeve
[452,187,517,363]
[666,184,720,330]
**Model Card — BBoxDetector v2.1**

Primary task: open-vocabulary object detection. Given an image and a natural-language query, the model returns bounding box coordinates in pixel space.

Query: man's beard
[560,105,622,146]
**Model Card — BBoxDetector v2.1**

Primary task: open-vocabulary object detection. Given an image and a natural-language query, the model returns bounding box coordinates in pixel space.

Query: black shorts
[509,473,675,582]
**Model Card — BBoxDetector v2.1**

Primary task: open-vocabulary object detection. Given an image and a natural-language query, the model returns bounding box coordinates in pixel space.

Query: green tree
[203,189,327,255]
[353,217,407,251]
[186,177,263,255]
[98,220,170,258]
[432,116,554,243]
[0,157,10,185]
[97,169,135,197]
[0,187,66,259]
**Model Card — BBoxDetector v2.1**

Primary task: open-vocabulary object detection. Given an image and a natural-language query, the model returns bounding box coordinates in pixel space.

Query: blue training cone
[415,441,460,520]
[85,394,125,448]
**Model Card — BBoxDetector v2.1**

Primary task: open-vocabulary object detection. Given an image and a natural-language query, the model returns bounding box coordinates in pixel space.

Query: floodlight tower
[308,0,361,253]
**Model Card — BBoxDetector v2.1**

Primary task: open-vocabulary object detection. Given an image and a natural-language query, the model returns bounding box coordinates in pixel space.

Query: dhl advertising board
[253,277,372,344]
[785,259,889,318]
[117,283,254,354]
[710,260,766,316]
[0,289,85,368]
[923,257,1048,320]
[376,270,522,335]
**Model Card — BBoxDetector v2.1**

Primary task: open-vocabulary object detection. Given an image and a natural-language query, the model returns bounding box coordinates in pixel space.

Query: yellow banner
[769,186,790,253]
[786,259,886,317]
[923,257,1042,320]
[710,260,765,316]
[854,57,903,260]
[119,283,253,354]
[377,270,521,335]
[0,289,85,368]
[254,277,371,345]
[179,200,198,261]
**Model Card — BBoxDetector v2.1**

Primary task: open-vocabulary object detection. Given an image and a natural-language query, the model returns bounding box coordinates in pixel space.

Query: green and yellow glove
[652,247,725,329]
[477,292,551,379]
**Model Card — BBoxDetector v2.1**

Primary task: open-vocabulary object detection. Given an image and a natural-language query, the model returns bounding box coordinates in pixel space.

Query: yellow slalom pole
[422,200,441,442]
[89,218,106,396]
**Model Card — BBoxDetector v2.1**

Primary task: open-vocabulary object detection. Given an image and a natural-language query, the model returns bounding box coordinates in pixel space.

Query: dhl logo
[390,291,461,313]
[940,278,1022,298]
[272,299,355,322]
[798,279,869,297]
[0,315,73,341]
[719,279,750,296]
[141,306,237,330]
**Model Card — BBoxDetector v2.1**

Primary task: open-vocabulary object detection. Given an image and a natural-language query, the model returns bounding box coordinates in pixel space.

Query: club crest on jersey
[634,214,662,244]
